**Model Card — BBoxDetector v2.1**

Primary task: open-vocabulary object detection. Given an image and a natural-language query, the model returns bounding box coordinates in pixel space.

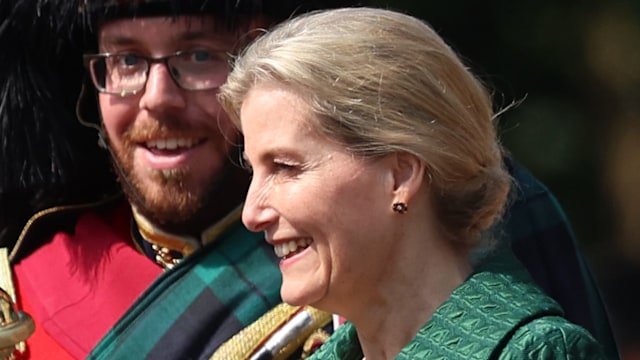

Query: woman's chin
[281,290,308,307]
[281,284,323,307]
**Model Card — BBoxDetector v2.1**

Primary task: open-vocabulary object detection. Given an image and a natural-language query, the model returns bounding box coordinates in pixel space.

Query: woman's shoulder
[499,315,608,359]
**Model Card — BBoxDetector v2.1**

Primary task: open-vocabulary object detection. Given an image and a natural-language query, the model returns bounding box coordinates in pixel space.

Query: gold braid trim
[131,206,199,257]
[210,303,331,360]
[131,205,244,269]
[10,193,123,262]
[0,249,34,357]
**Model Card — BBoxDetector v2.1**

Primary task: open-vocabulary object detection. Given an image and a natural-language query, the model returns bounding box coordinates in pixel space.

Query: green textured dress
[308,250,607,359]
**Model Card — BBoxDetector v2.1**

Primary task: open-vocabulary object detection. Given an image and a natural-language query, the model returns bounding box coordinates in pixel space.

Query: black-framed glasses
[83,50,231,96]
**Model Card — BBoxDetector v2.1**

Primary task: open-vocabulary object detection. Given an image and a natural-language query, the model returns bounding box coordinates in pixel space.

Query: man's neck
[141,165,250,238]
[131,203,244,269]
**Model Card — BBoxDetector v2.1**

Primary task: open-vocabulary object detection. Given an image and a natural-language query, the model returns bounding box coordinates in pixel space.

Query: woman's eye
[273,161,300,174]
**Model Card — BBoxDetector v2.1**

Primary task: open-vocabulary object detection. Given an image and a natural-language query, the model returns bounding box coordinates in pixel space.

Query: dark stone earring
[392,202,408,214]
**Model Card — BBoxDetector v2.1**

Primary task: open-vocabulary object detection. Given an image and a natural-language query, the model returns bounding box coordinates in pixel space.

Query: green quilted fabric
[308,250,607,359]
[499,315,608,359]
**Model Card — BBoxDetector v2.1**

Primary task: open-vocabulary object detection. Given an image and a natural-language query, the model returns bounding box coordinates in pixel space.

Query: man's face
[97,16,240,225]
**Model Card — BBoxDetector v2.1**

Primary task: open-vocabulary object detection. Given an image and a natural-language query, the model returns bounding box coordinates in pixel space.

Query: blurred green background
[371,0,640,357]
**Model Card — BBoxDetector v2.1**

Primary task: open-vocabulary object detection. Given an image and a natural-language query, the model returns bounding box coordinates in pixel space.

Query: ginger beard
[106,117,235,226]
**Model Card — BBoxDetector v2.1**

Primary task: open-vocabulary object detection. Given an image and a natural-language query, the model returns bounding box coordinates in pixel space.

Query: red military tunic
[12,200,161,359]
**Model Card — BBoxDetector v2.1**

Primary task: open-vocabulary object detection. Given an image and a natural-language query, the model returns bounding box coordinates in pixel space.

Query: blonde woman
[219,7,606,359]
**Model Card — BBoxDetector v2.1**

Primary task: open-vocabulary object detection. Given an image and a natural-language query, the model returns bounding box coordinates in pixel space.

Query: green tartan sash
[88,220,282,360]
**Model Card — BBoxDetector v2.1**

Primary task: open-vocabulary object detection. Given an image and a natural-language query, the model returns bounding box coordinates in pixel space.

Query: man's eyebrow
[179,30,212,41]
[178,30,237,47]
[100,34,139,47]
[100,30,218,47]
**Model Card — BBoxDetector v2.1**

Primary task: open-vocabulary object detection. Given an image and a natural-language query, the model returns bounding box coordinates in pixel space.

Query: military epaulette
[9,192,124,264]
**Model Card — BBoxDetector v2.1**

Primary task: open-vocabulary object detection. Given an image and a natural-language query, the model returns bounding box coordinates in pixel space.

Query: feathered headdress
[0,1,117,250]
[0,0,367,251]
[78,0,368,33]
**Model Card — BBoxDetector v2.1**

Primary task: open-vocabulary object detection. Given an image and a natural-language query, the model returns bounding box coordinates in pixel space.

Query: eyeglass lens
[88,51,229,94]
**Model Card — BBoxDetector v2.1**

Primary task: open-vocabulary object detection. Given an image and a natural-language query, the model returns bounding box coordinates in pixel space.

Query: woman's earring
[392,202,408,214]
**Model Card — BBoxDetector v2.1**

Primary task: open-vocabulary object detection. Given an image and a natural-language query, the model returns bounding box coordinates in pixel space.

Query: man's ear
[391,152,426,203]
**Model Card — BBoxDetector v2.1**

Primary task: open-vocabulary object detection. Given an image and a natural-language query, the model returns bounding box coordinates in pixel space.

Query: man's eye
[107,54,144,75]
[120,54,141,67]
[189,50,227,63]
[191,50,213,62]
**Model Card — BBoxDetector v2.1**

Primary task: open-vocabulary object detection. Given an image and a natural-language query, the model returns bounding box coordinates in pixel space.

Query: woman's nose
[242,178,278,233]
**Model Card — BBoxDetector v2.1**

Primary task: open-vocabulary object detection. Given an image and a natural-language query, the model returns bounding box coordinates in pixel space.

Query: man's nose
[138,63,187,111]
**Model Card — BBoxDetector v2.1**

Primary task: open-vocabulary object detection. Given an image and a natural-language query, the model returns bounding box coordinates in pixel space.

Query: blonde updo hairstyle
[219,7,511,250]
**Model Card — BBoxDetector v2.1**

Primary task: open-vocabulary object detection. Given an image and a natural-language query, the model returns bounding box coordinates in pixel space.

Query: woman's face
[240,82,398,310]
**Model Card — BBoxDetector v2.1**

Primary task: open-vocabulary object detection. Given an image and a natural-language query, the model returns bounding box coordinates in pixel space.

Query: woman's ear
[391,152,426,203]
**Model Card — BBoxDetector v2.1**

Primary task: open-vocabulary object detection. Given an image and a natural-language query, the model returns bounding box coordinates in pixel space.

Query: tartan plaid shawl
[497,157,619,360]
[88,219,282,360]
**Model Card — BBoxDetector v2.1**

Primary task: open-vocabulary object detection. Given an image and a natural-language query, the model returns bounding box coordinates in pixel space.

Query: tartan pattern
[495,158,619,359]
[309,251,606,359]
[88,220,282,360]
